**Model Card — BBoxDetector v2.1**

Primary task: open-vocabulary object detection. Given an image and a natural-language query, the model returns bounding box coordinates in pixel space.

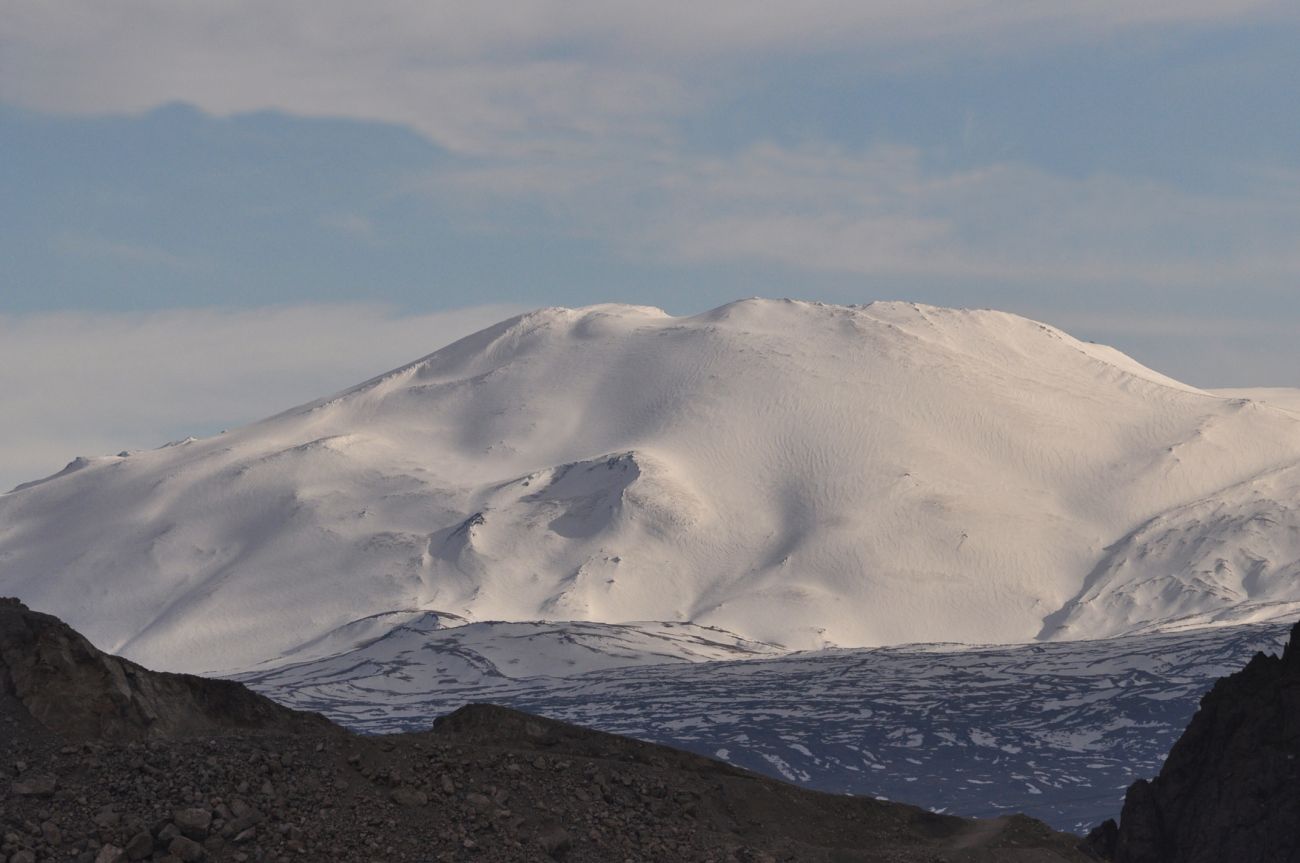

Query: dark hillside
[1,598,1089,862]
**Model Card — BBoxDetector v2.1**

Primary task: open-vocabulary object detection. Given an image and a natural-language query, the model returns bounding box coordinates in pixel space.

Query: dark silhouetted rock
[1,599,1093,862]
[0,597,331,741]
[1113,619,1300,862]
[1081,818,1117,859]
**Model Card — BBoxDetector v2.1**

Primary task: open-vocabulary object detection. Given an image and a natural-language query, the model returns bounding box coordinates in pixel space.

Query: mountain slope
[3,299,1300,672]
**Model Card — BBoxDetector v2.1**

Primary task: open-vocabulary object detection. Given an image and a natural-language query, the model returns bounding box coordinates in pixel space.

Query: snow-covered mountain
[2,298,1300,673]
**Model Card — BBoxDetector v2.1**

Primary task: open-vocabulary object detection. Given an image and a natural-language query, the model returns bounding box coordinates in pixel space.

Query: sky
[2,1,1299,490]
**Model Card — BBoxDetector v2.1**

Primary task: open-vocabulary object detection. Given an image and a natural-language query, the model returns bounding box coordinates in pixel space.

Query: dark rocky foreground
[0,598,1091,862]
[1084,617,1300,863]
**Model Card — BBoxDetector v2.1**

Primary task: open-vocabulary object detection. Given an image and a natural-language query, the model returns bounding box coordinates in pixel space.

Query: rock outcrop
[1112,618,1300,862]
[0,597,331,741]
[0,597,1094,862]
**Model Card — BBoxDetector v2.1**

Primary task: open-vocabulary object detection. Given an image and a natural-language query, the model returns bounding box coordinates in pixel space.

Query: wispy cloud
[3,1,1291,158]
[431,142,1300,290]
[3,1,1298,392]
[0,303,527,492]
[7,2,1298,296]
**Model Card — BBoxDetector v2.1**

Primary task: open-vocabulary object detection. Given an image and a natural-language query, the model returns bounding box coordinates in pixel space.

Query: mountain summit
[4,299,1300,672]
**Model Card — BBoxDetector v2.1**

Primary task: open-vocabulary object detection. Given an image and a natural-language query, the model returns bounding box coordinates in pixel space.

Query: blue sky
[2,1,1299,488]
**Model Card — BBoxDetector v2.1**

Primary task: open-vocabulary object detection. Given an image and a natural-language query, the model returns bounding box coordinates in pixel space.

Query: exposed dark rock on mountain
[0,597,331,741]
[0,597,1092,862]
[1112,618,1300,863]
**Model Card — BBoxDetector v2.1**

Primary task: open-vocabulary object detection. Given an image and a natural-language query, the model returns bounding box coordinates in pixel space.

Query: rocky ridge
[0,598,1091,862]
[0,598,330,743]
[1089,618,1300,862]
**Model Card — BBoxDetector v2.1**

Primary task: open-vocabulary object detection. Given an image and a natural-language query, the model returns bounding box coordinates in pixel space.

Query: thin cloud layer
[434,142,1300,289]
[3,1,1289,156]
[0,303,526,492]
[3,1,1298,393]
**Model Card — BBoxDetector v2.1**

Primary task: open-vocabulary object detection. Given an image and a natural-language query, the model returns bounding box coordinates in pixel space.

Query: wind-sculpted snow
[1044,461,1300,640]
[245,616,785,683]
[237,620,1291,834]
[4,299,1300,673]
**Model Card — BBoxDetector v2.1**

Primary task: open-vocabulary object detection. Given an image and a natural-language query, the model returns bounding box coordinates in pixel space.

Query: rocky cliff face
[0,597,331,741]
[1111,618,1300,862]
